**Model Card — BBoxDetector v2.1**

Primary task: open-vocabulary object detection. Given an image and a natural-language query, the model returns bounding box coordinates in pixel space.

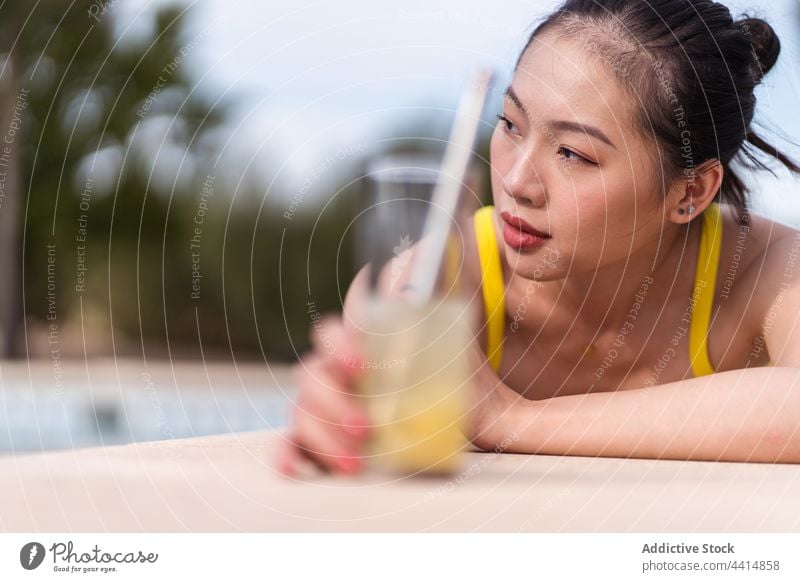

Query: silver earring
[688,205,696,214]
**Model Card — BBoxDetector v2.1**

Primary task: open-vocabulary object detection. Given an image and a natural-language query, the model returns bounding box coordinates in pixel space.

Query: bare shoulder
[717,203,798,272]
[718,203,800,329]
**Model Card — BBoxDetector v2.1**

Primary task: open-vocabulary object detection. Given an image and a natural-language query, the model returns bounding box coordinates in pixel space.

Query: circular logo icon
[20,542,46,570]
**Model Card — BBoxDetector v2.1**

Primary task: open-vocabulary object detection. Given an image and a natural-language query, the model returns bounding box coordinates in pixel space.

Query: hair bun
[738,17,780,82]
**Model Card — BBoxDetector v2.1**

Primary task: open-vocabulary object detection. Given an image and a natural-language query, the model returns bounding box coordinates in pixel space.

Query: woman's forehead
[511,33,636,142]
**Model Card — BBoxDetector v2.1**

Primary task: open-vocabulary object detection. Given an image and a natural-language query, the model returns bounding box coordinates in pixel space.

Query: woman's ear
[668,160,723,223]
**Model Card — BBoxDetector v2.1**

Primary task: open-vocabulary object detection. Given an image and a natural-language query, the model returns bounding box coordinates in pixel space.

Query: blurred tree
[3,0,233,358]
[3,0,475,363]
[0,0,29,356]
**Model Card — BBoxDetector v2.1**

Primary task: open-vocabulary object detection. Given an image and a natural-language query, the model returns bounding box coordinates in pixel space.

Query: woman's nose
[502,153,546,207]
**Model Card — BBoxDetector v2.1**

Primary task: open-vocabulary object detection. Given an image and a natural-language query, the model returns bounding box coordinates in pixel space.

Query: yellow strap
[689,202,722,377]
[473,206,506,373]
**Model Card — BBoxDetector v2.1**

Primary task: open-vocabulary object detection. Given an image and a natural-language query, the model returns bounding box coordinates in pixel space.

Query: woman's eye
[496,114,520,136]
[558,146,596,166]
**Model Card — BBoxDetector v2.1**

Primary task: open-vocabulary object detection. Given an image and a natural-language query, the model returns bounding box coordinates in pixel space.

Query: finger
[296,361,370,437]
[274,434,303,477]
[293,405,363,474]
[287,357,371,476]
[295,351,357,397]
[275,431,332,478]
[294,354,371,437]
[309,316,365,381]
[296,388,370,444]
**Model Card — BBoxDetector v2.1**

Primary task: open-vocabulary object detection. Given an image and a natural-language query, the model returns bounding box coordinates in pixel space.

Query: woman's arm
[489,367,800,463]
[470,232,800,464]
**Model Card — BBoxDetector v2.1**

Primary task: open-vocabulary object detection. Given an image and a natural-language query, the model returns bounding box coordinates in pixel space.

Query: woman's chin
[503,251,561,282]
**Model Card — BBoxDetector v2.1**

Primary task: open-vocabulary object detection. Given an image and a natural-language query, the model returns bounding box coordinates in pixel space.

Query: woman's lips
[500,211,551,250]
[500,211,550,237]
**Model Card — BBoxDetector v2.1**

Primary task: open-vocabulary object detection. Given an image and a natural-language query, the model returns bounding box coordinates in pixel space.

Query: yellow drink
[354,297,474,475]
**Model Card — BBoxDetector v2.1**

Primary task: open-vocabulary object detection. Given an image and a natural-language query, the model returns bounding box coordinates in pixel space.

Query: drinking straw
[406,68,494,305]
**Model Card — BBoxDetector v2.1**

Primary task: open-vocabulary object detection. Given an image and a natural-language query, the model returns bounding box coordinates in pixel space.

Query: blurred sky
[119,0,800,222]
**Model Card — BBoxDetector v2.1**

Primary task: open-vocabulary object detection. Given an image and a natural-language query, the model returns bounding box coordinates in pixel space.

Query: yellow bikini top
[473,203,724,377]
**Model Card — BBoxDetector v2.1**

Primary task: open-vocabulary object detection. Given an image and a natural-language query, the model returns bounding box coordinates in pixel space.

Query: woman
[278,0,800,475]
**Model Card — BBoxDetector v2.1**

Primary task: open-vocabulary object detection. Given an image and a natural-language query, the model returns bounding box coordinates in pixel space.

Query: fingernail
[343,354,365,371]
[277,457,295,477]
[337,454,361,473]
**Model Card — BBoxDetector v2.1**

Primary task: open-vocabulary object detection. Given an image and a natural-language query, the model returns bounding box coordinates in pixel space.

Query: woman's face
[489,30,676,281]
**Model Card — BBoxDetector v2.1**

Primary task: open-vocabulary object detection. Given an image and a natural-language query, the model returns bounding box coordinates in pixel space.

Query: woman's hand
[464,338,527,452]
[275,308,528,475]
[275,315,370,476]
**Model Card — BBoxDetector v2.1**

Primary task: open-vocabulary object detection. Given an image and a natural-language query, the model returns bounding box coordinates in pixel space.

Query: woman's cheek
[570,215,606,261]
[489,128,513,173]
[489,149,508,203]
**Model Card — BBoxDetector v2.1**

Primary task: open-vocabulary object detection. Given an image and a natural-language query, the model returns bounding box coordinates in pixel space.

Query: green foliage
[11,1,358,360]
[8,1,493,361]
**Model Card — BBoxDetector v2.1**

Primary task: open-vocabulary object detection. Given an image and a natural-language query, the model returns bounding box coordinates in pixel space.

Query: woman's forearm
[504,367,800,463]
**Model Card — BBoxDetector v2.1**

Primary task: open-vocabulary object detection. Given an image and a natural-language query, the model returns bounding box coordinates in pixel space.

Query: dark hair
[518,0,800,224]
